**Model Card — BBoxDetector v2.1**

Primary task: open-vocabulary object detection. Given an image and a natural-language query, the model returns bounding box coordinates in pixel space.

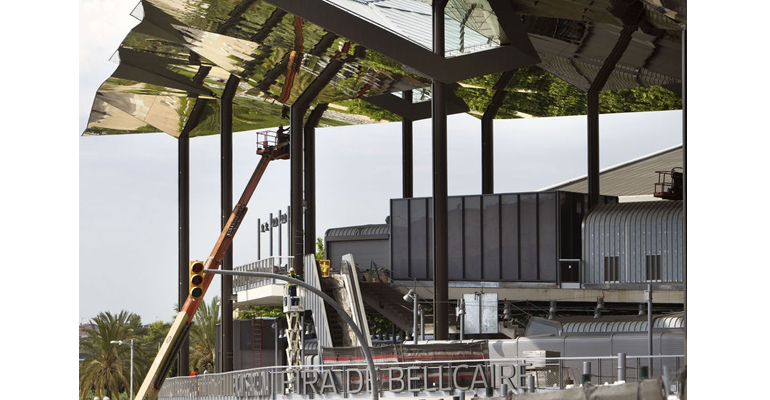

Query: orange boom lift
[136,129,289,400]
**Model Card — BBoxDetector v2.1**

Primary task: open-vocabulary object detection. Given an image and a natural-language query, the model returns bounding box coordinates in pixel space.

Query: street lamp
[403,289,418,344]
[111,339,134,400]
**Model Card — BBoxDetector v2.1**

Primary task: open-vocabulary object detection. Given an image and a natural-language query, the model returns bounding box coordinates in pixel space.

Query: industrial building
[81,0,687,398]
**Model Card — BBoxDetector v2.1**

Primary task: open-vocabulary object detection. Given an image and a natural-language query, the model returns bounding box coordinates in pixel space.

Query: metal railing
[233,256,294,292]
[158,354,684,399]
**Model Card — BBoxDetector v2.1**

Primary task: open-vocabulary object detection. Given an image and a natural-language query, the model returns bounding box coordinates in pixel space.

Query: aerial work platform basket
[256,126,290,159]
[653,167,683,200]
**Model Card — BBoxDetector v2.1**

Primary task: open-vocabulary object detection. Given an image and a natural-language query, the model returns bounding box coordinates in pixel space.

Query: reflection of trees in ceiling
[83,0,684,137]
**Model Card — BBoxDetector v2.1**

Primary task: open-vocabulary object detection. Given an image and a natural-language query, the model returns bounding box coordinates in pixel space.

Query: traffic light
[190,260,204,299]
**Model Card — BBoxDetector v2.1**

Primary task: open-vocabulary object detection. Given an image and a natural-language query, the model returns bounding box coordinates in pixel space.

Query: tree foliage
[237,305,285,319]
[189,296,220,372]
[315,237,325,261]
[79,311,147,400]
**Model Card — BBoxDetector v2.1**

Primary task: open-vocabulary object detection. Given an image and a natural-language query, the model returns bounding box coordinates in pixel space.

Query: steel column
[220,74,239,372]
[432,0,449,340]
[177,131,190,376]
[176,87,208,376]
[481,71,515,194]
[304,104,328,254]
[587,89,600,210]
[682,28,687,364]
[290,105,307,275]
[586,23,639,211]
[402,90,414,198]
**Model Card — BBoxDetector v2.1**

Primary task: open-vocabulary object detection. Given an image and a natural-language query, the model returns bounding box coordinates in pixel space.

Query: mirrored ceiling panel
[85,0,435,137]
[84,0,685,137]
[321,0,497,56]
[425,0,683,91]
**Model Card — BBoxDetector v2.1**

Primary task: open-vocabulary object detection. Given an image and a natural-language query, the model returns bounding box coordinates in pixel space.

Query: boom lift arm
[136,130,289,400]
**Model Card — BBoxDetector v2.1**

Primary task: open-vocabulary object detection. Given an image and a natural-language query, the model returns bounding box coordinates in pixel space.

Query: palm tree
[189,296,220,372]
[79,310,144,400]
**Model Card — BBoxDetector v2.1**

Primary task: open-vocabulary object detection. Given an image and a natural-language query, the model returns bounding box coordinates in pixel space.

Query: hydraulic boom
[136,131,289,400]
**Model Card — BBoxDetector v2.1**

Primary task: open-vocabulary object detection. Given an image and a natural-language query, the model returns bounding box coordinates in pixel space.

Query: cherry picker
[136,128,290,400]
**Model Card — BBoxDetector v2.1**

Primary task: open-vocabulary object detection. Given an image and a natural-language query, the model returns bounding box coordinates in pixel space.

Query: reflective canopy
[83,0,684,138]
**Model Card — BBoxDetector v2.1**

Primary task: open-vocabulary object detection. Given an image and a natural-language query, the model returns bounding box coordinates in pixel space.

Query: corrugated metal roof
[326,224,390,240]
[542,145,682,196]
[528,313,684,336]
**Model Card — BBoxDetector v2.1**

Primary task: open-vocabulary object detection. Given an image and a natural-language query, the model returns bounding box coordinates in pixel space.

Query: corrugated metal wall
[390,191,616,283]
[583,201,683,286]
[326,224,390,271]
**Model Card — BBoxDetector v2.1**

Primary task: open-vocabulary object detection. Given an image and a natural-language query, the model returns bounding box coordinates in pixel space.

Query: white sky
[7,0,767,396]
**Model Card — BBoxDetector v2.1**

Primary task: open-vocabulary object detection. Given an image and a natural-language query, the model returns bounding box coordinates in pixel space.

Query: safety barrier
[233,256,295,292]
[158,354,684,399]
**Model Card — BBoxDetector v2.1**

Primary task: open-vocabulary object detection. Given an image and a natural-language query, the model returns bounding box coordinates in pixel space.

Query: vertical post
[681,27,687,365]
[269,212,274,257]
[278,210,283,257]
[413,294,419,344]
[130,339,134,400]
[305,104,328,255]
[304,118,316,256]
[581,361,591,385]
[481,117,494,194]
[419,306,425,341]
[432,0,449,341]
[647,283,653,374]
[618,353,626,382]
[290,105,307,276]
[459,298,465,341]
[257,218,261,260]
[221,74,239,372]
[178,131,190,376]
[585,23,638,211]
[481,70,514,195]
[402,90,414,198]
[587,87,600,211]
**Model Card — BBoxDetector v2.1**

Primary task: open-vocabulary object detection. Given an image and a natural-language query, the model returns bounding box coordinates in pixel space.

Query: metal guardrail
[233,257,294,292]
[158,354,684,399]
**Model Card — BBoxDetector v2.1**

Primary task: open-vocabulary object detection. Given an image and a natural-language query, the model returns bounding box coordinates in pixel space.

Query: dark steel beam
[177,131,190,376]
[587,23,639,210]
[681,28,687,364]
[266,0,540,83]
[486,0,537,52]
[304,104,328,255]
[176,64,209,374]
[291,53,353,267]
[432,0,449,341]
[220,74,239,373]
[402,90,413,199]
[290,104,307,276]
[363,85,469,121]
[481,70,515,194]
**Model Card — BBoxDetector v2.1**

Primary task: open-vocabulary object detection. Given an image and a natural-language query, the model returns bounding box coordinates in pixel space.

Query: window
[604,256,620,283]
[646,255,662,281]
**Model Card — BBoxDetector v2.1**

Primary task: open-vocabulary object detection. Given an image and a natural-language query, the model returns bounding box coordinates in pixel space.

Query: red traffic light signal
[190,260,205,299]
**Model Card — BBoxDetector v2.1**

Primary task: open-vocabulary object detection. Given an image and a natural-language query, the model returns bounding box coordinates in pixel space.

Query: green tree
[237,305,285,319]
[79,311,145,400]
[315,237,325,261]
[189,296,220,372]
